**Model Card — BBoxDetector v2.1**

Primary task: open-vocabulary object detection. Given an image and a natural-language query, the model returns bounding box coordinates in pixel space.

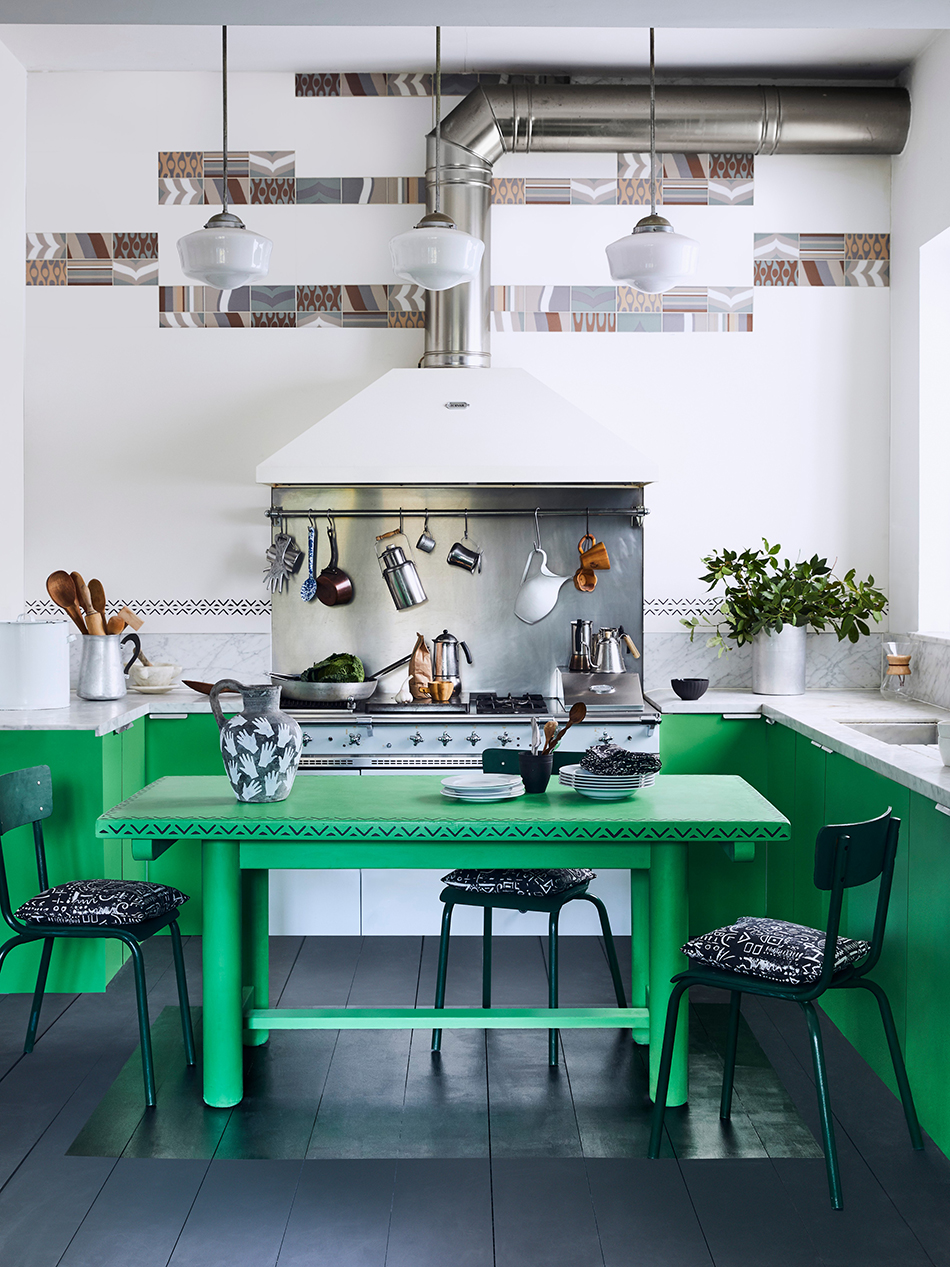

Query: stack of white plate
[558,764,656,802]
[441,773,525,803]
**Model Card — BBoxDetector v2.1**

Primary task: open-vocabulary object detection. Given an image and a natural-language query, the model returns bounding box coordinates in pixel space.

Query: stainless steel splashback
[270,487,644,696]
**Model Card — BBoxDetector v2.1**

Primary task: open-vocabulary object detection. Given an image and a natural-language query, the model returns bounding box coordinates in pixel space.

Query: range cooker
[286,691,661,772]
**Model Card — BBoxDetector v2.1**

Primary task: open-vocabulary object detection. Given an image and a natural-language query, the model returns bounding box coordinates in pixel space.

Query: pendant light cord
[649,27,656,218]
[434,26,442,215]
[221,25,229,213]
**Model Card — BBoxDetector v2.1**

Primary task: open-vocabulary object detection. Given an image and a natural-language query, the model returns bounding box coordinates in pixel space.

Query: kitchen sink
[844,722,939,746]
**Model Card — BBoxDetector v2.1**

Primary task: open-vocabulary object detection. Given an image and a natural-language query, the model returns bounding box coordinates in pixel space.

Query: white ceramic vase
[751,624,807,696]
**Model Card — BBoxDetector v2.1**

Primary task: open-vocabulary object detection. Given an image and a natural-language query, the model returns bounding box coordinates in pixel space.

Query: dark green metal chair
[648,808,923,1208]
[432,749,628,1067]
[0,765,195,1107]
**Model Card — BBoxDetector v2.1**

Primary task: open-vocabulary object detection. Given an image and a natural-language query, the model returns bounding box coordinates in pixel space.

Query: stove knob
[466,731,481,747]
[301,733,312,746]
[497,730,513,746]
[437,731,453,747]
[599,730,614,745]
[345,731,362,747]
[409,730,425,746]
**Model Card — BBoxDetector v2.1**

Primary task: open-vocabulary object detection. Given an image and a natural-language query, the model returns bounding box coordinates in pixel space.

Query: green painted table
[97,773,789,1109]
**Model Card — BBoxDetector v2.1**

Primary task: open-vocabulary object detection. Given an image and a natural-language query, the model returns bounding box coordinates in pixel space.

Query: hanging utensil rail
[267,506,649,524]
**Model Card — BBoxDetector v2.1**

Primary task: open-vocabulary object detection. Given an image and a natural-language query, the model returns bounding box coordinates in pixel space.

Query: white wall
[18,69,893,635]
[891,30,950,633]
[0,43,26,620]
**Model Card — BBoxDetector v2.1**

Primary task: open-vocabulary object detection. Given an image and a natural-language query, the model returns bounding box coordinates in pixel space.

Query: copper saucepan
[316,516,354,606]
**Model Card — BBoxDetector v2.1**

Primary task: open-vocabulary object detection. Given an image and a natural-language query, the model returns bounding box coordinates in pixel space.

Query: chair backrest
[0,766,53,930]
[812,807,899,989]
[482,748,585,775]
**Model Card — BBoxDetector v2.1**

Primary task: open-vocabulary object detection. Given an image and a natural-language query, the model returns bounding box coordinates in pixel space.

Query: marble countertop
[0,688,215,737]
[648,687,950,809]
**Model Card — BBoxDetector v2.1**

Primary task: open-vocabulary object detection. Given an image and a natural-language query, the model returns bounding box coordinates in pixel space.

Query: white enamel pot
[514,548,571,625]
[0,617,74,710]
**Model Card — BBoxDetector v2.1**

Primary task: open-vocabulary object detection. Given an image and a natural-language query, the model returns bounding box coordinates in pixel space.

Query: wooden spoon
[542,702,587,755]
[106,615,125,636]
[71,571,94,621]
[46,571,87,634]
[89,579,108,630]
[543,720,558,751]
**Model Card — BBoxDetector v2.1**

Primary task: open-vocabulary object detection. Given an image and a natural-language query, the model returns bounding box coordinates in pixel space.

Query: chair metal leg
[431,901,454,1052]
[856,978,923,1150]
[720,990,742,1120]
[648,980,689,1158]
[24,938,53,1054]
[125,938,157,1108]
[482,907,493,1010]
[800,1001,843,1210]
[548,909,560,1067]
[169,920,196,1067]
[578,893,628,1008]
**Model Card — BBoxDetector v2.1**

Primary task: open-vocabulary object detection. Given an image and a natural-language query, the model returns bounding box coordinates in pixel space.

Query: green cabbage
[301,653,365,683]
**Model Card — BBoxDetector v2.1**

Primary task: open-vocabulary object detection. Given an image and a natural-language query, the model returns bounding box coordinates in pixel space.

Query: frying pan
[316,517,354,606]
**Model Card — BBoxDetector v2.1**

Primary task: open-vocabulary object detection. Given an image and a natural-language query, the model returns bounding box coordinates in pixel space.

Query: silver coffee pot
[591,626,640,674]
[432,629,472,694]
[375,529,428,611]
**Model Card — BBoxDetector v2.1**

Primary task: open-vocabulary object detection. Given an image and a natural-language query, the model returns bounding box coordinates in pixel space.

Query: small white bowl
[128,662,182,688]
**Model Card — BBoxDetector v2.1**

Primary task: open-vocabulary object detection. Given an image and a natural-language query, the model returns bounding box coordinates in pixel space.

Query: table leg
[242,869,270,1047]
[202,837,244,1108]
[649,841,689,1106]
[630,868,650,1014]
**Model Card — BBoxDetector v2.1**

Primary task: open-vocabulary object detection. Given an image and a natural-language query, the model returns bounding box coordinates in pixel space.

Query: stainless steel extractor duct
[422,83,910,369]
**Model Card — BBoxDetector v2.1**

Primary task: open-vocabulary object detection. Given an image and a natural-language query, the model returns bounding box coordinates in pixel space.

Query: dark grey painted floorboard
[214,1031,337,1161]
[346,936,422,1007]
[305,1031,412,1160]
[0,992,78,1082]
[167,1159,303,1267]
[275,1160,395,1267]
[492,1158,604,1267]
[481,935,550,1006]
[586,1158,715,1267]
[57,1158,209,1267]
[387,1159,493,1267]
[417,933,486,1007]
[680,1159,821,1267]
[397,1028,489,1158]
[558,1027,661,1158]
[485,1028,583,1157]
[276,936,362,1008]
[540,930,622,1007]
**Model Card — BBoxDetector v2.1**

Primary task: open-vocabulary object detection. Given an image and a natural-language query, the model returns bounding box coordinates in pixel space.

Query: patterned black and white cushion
[682,915,870,986]
[441,868,595,897]
[15,879,188,928]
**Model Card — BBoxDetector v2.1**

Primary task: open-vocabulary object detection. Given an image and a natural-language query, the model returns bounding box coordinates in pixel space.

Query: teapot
[432,629,473,695]
[591,626,641,674]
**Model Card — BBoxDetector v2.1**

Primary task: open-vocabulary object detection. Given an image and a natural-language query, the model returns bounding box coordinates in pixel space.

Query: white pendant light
[389,28,485,292]
[605,29,699,294]
[178,27,273,290]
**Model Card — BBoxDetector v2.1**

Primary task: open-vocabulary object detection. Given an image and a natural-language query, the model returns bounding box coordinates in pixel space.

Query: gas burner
[469,692,548,716]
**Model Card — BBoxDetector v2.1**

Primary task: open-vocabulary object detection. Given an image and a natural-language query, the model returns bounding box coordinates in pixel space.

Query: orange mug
[579,534,610,571]
[417,679,455,702]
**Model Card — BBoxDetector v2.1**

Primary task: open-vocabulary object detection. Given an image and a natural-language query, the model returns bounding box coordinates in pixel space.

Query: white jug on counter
[0,616,73,710]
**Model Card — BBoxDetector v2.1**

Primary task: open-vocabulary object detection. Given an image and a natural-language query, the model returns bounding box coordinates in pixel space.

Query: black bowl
[671,678,709,700]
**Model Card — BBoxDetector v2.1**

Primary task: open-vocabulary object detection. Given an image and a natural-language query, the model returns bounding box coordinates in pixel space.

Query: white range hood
[256,368,648,487]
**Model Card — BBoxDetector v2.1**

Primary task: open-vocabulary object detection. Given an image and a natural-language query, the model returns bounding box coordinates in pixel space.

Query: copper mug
[578,534,610,570]
[417,679,455,702]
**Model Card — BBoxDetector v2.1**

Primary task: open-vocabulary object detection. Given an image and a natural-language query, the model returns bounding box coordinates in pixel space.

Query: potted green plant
[681,539,888,695]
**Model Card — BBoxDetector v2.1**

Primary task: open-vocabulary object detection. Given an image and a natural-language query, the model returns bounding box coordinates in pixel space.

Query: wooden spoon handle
[86,610,105,636]
[66,605,88,635]
[622,634,641,658]
[71,572,93,617]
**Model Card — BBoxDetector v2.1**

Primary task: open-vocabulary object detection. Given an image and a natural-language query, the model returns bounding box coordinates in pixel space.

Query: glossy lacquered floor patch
[67,936,820,1163]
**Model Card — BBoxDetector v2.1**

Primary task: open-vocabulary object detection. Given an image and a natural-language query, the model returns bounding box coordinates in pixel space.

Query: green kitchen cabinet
[904,793,950,1155]
[819,751,910,1088]
[659,714,770,935]
[0,720,145,992]
[142,713,223,932]
[788,732,829,931]
[765,719,798,917]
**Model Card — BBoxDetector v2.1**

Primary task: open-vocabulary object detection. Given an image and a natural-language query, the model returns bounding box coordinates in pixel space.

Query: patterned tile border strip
[154,153,754,206]
[26,598,271,618]
[753,233,890,285]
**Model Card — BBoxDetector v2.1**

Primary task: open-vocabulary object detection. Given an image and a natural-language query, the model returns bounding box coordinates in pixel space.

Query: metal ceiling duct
[422,83,910,368]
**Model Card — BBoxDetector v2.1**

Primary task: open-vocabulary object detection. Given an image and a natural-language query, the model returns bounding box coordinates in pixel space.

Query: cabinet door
[821,751,909,1077]
[765,720,797,918]
[790,733,828,931]
[144,715,222,932]
[660,715,769,935]
[905,793,950,1156]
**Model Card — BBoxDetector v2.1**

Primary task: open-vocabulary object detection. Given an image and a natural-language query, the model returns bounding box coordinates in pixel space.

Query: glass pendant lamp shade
[178,212,273,289]
[390,211,485,291]
[606,214,699,294]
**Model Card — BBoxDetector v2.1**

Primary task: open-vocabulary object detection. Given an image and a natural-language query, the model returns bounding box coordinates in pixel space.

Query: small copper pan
[317,516,355,606]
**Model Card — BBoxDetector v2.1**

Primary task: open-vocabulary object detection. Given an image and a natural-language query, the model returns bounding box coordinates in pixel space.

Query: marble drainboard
[844,721,939,746]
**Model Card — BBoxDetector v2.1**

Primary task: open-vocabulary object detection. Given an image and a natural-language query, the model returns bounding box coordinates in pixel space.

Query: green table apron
[97,773,789,1110]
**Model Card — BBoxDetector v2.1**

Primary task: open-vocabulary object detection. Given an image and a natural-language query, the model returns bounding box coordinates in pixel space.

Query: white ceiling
[0,24,938,77]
